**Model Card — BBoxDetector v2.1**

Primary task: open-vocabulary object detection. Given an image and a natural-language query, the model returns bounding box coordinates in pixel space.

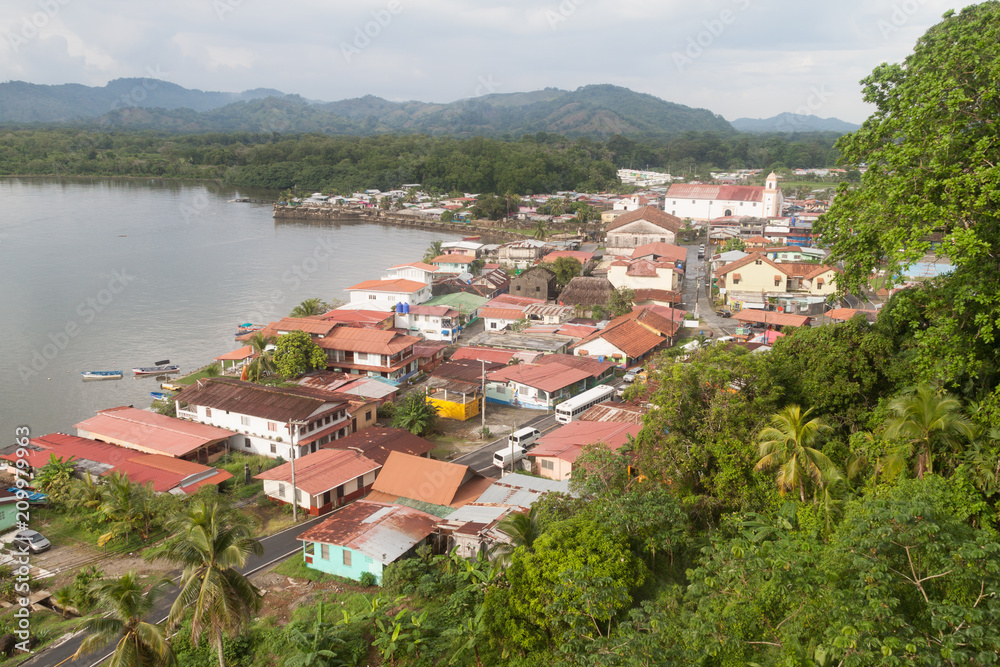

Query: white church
[665,172,783,221]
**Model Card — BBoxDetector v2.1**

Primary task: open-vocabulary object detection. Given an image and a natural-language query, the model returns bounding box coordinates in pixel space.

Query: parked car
[717,310,732,318]
[622,366,644,383]
[12,529,50,554]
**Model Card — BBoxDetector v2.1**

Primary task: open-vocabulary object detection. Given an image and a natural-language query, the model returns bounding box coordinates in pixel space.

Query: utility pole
[480,359,486,438]
[289,420,303,522]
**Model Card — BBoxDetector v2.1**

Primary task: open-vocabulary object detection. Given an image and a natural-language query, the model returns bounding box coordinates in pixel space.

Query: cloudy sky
[0,0,983,123]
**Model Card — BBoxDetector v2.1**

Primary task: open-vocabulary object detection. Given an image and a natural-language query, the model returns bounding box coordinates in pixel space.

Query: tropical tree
[882,385,976,479]
[245,331,277,382]
[422,240,444,263]
[392,392,439,437]
[33,454,76,502]
[290,298,328,318]
[68,471,106,511]
[720,237,746,252]
[488,506,542,566]
[273,330,328,378]
[283,602,347,667]
[73,571,176,667]
[147,500,263,667]
[532,220,547,240]
[608,287,635,318]
[550,256,582,287]
[753,405,837,502]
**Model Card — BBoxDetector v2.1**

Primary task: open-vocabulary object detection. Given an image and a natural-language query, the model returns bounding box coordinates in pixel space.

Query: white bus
[554,384,616,424]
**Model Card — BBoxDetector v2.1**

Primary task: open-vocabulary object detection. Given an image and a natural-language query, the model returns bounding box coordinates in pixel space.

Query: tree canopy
[273,330,327,378]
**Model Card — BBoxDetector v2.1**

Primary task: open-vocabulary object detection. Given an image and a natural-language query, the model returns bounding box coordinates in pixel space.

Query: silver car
[12,529,51,554]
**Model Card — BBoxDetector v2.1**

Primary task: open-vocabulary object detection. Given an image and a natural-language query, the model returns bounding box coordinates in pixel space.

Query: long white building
[665,172,783,221]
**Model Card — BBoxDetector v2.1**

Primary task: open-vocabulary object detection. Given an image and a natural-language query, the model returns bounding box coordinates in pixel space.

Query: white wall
[347,285,432,311]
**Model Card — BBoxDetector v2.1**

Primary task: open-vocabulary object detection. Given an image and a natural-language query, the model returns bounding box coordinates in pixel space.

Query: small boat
[82,370,123,379]
[133,365,180,375]
[150,391,171,401]
[235,323,263,335]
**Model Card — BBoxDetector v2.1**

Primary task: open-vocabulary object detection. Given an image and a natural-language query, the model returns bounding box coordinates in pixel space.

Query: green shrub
[358,571,378,587]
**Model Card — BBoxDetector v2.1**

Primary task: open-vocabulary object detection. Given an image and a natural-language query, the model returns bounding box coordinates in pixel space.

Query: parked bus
[554,384,616,424]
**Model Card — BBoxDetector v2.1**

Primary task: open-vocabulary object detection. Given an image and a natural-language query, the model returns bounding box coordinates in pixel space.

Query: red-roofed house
[430,254,476,273]
[608,258,683,291]
[451,346,518,365]
[573,307,679,367]
[319,309,395,330]
[631,242,688,264]
[255,449,381,516]
[527,421,641,481]
[383,261,441,284]
[481,306,526,332]
[666,172,782,220]
[214,345,257,373]
[485,363,593,410]
[605,206,683,255]
[315,327,423,380]
[344,278,432,311]
[714,252,838,306]
[75,407,236,463]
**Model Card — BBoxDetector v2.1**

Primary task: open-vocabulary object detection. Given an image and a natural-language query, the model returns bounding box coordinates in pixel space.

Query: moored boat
[82,370,123,379]
[132,364,180,375]
[150,391,172,401]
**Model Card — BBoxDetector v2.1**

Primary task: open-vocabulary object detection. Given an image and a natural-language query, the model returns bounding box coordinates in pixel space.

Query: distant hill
[730,113,860,134]
[0,80,736,138]
[0,79,285,123]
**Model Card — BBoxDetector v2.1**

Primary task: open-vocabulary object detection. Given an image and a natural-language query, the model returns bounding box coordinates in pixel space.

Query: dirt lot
[397,402,545,460]
[251,568,371,625]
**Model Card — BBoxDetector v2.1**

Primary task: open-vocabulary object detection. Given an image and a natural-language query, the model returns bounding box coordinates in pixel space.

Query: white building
[665,172,783,221]
[383,261,441,284]
[394,305,461,342]
[344,278,432,312]
[174,378,352,460]
[604,206,683,257]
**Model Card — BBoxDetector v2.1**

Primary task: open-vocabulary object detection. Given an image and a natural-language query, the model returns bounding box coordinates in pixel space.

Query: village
[0,168,942,661]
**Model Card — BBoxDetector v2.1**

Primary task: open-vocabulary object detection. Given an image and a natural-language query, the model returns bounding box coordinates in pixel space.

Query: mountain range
[0,79,857,137]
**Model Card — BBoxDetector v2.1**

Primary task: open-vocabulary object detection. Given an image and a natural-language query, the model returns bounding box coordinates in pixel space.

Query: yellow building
[424,377,481,421]
[715,252,838,306]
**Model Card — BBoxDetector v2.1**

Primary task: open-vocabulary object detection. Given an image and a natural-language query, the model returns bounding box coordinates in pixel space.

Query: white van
[493,445,526,469]
[508,427,541,450]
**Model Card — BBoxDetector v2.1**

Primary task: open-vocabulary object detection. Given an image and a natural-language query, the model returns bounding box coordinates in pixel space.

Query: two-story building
[498,240,549,270]
[394,305,461,342]
[255,448,381,516]
[383,261,441,284]
[714,252,838,307]
[315,327,423,381]
[604,206,683,256]
[509,266,558,301]
[173,377,352,460]
[344,278,432,312]
[607,258,683,292]
[430,254,477,274]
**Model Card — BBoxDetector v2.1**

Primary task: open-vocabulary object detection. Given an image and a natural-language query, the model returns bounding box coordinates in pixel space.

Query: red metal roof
[273,317,339,336]
[667,183,767,202]
[631,242,687,263]
[486,363,592,393]
[528,422,640,463]
[480,307,525,320]
[74,407,235,457]
[255,449,380,496]
[430,254,475,264]
[324,427,435,466]
[172,378,348,424]
[315,327,420,356]
[487,294,546,307]
[215,345,256,361]
[733,310,811,327]
[320,310,394,328]
[541,250,594,264]
[345,278,428,293]
[451,347,517,365]
[387,261,439,272]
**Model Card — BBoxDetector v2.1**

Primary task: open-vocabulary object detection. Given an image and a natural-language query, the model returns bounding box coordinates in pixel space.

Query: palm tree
[73,571,176,667]
[422,240,444,263]
[99,472,139,545]
[245,331,276,382]
[147,500,263,667]
[532,220,547,240]
[391,392,439,437]
[69,470,106,511]
[33,454,76,502]
[754,406,837,502]
[883,385,975,479]
[290,298,327,318]
[488,506,541,566]
[203,362,222,378]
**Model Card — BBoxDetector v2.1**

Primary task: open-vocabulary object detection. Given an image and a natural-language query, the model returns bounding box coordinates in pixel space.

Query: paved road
[452,411,561,474]
[24,514,328,667]
[680,244,734,336]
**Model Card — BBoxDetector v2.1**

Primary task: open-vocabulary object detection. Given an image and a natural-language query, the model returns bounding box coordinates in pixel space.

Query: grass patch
[173,364,223,385]
[0,608,80,667]
[272,554,338,583]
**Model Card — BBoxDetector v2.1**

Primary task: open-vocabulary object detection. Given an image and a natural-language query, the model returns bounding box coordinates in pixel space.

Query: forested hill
[0,81,735,138]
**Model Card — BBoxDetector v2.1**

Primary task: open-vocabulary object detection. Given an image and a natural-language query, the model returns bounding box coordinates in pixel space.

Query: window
[672,200,676,205]
[755,260,763,265]
[244,438,251,448]
[365,410,372,421]
[369,294,377,300]
[343,550,352,566]
[541,459,555,470]
[205,408,212,418]
[267,421,277,432]
[270,443,277,454]
[277,483,285,498]
[733,278,740,285]
[692,200,696,204]
[774,279,781,287]
[295,489,302,503]
[321,544,330,560]
[535,286,540,292]
[241,415,250,426]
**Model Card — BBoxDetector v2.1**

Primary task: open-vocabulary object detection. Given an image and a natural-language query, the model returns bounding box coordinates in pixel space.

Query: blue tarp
[7,488,46,503]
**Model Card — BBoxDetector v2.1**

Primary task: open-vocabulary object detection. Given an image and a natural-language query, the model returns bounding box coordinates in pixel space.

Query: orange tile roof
[315,327,420,356]
[631,242,687,263]
[431,254,475,264]
[733,310,811,327]
[486,363,592,393]
[480,307,526,320]
[387,261,439,271]
[273,317,339,336]
[600,320,669,358]
[345,278,428,293]
[74,407,235,457]
[255,449,380,496]
[215,345,257,361]
[371,452,487,507]
[606,206,682,233]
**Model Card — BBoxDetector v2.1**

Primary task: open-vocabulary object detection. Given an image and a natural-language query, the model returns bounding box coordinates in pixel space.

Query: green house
[0,492,20,533]
[296,500,438,584]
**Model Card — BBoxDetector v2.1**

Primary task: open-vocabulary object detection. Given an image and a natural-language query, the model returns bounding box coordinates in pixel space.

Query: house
[315,327,423,381]
[607,258,683,292]
[450,346,520,365]
[430,254,476,273]
[630,242,687,265]
[604,206,683,256]
[297,500,439,583]
[74,406,236,464]
[441,240,485,257]
[173,377,352,460]
[465,331,574,356]
[665,173,783,220]
[509,266,558,301]
[319,309,396,330]
[366,452,493,515]
[420,292,489,321]
[426,359,503,421]
[240,317,339,343]
[632,289,683,307]
[557,277,615,310]
[255,448,381,516]
[435,504,520,560]
[532,353,616,386]
[343,278,432,312]
[2,432,232,494]
[485,362,593,410]
[0,491,20,533]
[573,308,679,367]
[432,268,510,300]
[498,239,549,269]
[413,341,449,374]
[481,307,526,332]
[527,421,641,481]
[541,250,595,274]
[394,305,461,343]
[323,427,434,465]
[295,371,399,406]
[383,261,441,284]
[714,252,838,307]
[522,303,575,325]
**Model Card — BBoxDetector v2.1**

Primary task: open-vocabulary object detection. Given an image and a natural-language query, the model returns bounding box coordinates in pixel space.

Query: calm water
[0,178,462,440]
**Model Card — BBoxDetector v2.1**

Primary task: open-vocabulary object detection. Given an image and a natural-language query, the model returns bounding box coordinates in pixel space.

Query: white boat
[82,370,123,379]
[132,365,180,376]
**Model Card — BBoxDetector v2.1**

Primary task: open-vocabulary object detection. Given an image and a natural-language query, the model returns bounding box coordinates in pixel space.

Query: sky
[0,0,985,124]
